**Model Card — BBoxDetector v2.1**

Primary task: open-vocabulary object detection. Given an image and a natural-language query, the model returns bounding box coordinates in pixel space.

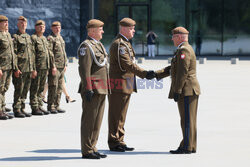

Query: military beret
[172,27,189,34]
[51,21,61,27]
[0,15,8,22]
[35,20,45,26]
[86,19,104,29]
[18,16,27,21]
[119,18,136,27]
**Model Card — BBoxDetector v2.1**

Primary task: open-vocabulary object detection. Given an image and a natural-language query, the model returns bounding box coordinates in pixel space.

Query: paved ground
[0,58,250,167]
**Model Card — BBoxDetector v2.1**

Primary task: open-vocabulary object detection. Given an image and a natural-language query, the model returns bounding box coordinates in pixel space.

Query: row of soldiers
[0,15,68,120]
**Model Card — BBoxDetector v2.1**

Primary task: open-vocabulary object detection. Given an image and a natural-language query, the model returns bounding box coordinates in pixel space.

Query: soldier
[12,16,37,118]
[108,18,155,152]
[30,20,56,115]
[78,19,109,159]
[47,21,67,114]
[0,15,20,120]
[155,27,201,154]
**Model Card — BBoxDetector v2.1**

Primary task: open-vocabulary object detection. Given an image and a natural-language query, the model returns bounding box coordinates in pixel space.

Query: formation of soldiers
[0,15,67,120]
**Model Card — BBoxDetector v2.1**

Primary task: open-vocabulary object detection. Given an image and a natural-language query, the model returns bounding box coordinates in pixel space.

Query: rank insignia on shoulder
[119,47,126,55]
[180,54,185,59]
[80,47,86,56]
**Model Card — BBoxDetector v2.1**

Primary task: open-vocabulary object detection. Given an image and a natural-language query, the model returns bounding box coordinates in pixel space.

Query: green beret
[119,18,136,27]
[172,27,189,34]
[18,16,27,22]
[0,15,8,22]
[51,21,61,27]
[86,19,104,29]
[35,20,45,26]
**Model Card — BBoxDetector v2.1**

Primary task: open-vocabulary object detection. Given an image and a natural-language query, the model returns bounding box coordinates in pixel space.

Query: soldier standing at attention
[108,18,155,152]
[47,21,67,114]
[12,16,37,118]
[0,15,20,120]
[78,19,109,159]
[30,20,56,116]
[155,27,201,154]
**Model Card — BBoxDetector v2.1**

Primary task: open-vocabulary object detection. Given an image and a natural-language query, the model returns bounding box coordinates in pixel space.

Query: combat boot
[39,107,50,115]
[32,109,44,116]
[56,108,66,113]
[0,110,8,120]
[14,110,25,118]
[5,112,14,119]
[21,109,32,117]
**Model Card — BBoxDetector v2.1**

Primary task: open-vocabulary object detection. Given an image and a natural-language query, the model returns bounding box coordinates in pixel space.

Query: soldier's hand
[146,70,156,80]
[85,90,94,102]
[14,70,22,78]
[52,67,57,76]
[174,93,180,102]
[31,70,37,79]
[64,66,67,72]
[0,70,2,79]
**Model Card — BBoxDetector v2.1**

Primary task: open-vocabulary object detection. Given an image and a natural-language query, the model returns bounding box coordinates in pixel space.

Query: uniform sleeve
[119,43,147,78]
[31,36,36,71]
[175,48,191,94]
[47,38,55,69]
[10,34,18,71]
[78,44,93,92]
[155,66,171,80]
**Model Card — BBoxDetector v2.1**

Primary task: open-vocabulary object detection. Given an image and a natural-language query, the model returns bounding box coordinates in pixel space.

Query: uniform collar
[89,36,99,44]
[119,33,129,41]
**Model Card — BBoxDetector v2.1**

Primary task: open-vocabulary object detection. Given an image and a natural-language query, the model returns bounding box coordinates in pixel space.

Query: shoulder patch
[119,46,126,55]
[79,47,86,56]
[180,54,185,59]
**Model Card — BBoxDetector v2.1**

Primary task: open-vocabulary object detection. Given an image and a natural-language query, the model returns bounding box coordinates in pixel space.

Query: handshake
[145,70,156,80]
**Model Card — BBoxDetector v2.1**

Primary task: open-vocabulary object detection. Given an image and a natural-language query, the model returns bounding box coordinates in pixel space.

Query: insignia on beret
[80,47,86,56]
[119,47,126,55]
[180,54,185,59]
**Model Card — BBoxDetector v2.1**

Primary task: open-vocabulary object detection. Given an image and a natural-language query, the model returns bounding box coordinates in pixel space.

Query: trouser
[47,68,64,110]
[177,95,199,151]
[81,93,106,154]
[0,70,12,111]
[108,92,131,148]
[30,69,48,110]
[147,44,155,57]
[12,72,32,111]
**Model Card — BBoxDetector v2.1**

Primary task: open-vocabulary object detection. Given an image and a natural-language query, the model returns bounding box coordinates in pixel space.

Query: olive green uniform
[156,42,201,152]
[0,31,17,111]
[47,33,67,111]
[108,34,147,148]
[78,37,109,155]
[30,34,55,110]
[12,31,35,111]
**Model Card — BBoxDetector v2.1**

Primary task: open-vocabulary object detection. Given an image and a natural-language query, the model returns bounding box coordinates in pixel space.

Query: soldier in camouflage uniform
[47,21,67,114]
[0,15,21,120]
[30,20,56,115]
[12,16,37,118]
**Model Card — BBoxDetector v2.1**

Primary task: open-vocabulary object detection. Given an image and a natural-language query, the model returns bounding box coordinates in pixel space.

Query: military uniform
[108,18,147,150]
[30,20,55,114]
[156,28,201,152]
[78,19,109,157]
[0,15,18,119]
[47,21,67,113]
[12,16,35,117]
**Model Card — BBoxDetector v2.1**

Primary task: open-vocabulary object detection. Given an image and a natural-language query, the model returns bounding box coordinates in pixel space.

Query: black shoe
[5,112,14,119]
[14,111,26,118]
[49,109,58,114]
[66,96,76,103]
[94,152,107,158]
[21,109,32,117]
[121,145,134,151]
[170,148,191,154]
[110,145,125,152]
[82,153,100,159]
[4,107,11,112]
[57,108,66,113]
[39,108,50,115]
[32,109,44,116]
[0,112,8,120]
[192,150,196,153]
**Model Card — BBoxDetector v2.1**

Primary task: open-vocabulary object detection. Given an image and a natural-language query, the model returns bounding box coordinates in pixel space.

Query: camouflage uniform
[12,31,36,112]
[30,34,55,111]
[0,31,17,111]
[47,33,67,111]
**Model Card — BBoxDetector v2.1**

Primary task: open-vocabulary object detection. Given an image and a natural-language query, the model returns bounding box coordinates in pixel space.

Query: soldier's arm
[155,66,171,80]
[175,48,191,94]
[47,37,56,69]
[78,44,93,92]
[31,35,37,69]
[119,43,147,78]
